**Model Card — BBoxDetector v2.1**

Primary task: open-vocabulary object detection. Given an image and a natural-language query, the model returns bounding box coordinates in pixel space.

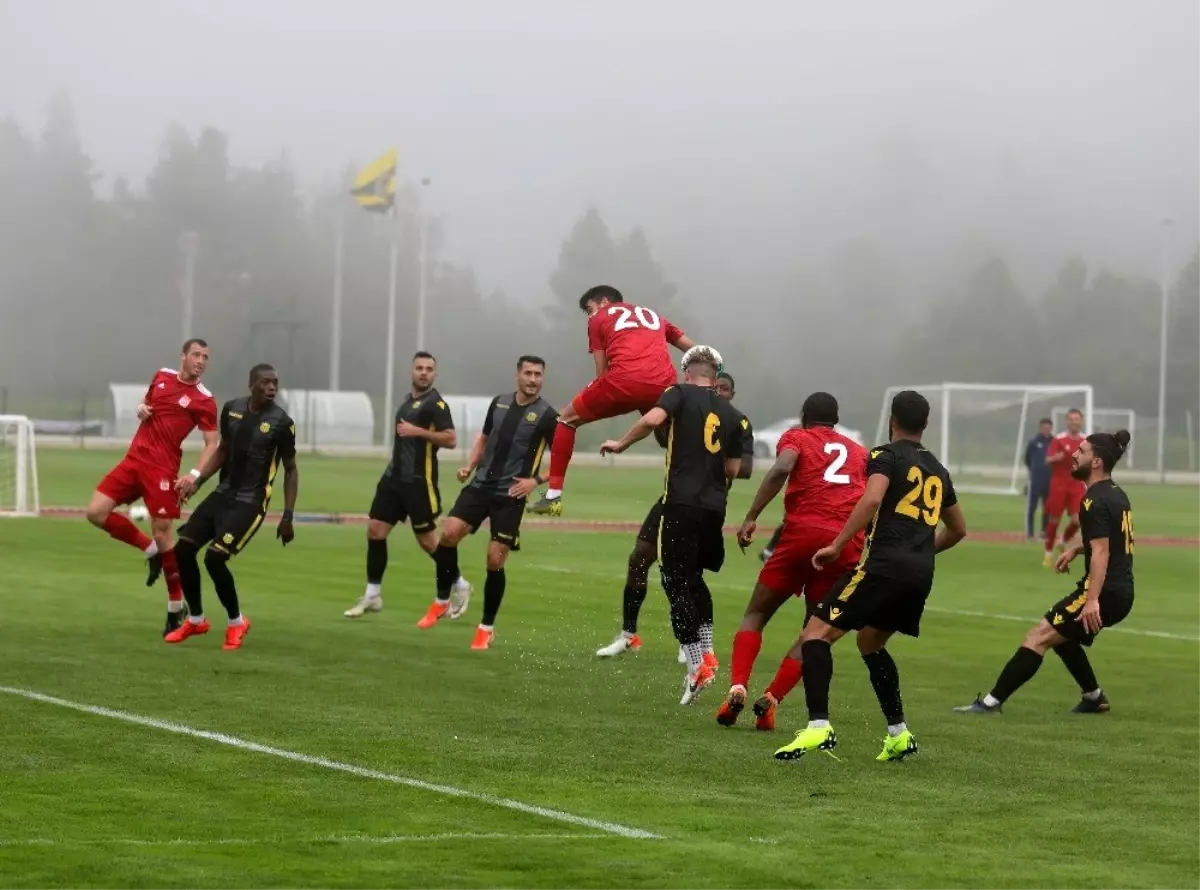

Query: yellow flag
[351,148,398,213]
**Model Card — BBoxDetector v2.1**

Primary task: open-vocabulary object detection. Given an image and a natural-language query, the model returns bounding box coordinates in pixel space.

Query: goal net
[0,415,40,517]
[874,384,1094,495]
[1052,406,1136,468]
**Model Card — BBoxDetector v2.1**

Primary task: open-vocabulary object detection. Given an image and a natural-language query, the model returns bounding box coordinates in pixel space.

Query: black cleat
[163,610,185,638]
[1071,693,1110,714]
[146,552,162,587]
[953,693,1002,715]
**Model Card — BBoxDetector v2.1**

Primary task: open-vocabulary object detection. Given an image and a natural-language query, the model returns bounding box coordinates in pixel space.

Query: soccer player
[718,392,867,730]
[414,356,558,649]
[344,352,470,618]
[167,364,299,650]
[85,338,220,636]
[600,346,742,704]
[955,430,1133,715]
[529,285,694,517]
[1043,408,1086,565]
[595,371,754,660]
[773,390,967,762]
[1024,417,1054,540]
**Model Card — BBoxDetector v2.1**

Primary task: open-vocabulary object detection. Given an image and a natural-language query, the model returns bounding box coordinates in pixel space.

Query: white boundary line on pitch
[533,564,1200,643]
[0,832,623,848]
[0,686,661,841]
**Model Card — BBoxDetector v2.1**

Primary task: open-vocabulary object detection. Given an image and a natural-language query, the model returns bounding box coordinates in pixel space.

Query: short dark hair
[249,363,275,384]
[578,285,623,312]
[891,390,930,434]
[1087,430,1131,473]
[413,351,436,363]
[517,355,545,369]
[801,392,838,427]
[182,338,208,354]
[1066,408,1082,418]
[1038,417,1053,427]
[717,372,735,392]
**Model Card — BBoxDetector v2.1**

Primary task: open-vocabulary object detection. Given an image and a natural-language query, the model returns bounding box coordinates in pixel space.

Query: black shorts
[637,497,665,545]
[369,478,440,533]
[657,503,726,575]
[448,486,525,551]
[812,570,933,638]
[1045,584,1134,647]
[179,492,266,558]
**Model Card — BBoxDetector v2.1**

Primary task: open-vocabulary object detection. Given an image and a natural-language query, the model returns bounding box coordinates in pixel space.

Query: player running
[168,364,299,650]
[955,430,1133,716]
[414,356,558,649]
[85,338,219,636]
[529,285,694,517]
[718,392,867,730]
[773,390,967,763]
[344,352,470,618]
[1043,408,1087,566]
[595,371,753,661]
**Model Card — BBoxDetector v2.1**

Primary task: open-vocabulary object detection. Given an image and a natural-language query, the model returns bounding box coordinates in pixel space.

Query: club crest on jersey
[157,382,165,389]
[178,395,191,408]
[526,411,538,422]
[159,479,171,491]
[259,422,271,433]
[222,533,234,544]
[412,400,421,409]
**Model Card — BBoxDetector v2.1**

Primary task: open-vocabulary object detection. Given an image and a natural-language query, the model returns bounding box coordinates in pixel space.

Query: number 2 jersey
[586,301,686,387]
[777,426,868,535]
[858,439,958,585]
[1078,479,1135,597]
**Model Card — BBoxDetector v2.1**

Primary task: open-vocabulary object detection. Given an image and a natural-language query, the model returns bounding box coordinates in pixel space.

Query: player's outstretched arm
[175,431,227,501]
[278,454,299,545]
[934,503,967,553]
[742,451,796,524]
[815,474,889,567]
[600,407,667,455]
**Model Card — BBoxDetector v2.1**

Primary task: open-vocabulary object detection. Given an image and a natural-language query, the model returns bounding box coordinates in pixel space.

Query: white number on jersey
[822,442,851,484]
[609,305,661,331]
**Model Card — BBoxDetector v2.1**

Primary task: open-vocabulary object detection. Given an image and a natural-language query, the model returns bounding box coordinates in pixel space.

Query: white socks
[187,614,205,625]
[479,623,493,632]
[365,583,381,599]
[167,601,184,614]
[983,693,1001,708]
[546,489,562,499]
[684,641,705,674]
[808,719,831,729]
[1083,688,1103,701]
[229,615,245,627]
[699,622,714,654]
[144,541,159,557]
[887,722,908,737]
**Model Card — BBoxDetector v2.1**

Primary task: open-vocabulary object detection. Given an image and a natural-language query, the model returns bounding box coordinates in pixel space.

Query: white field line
[0,832,623,848]
[533,564,1200,643]
[0,686,661,841]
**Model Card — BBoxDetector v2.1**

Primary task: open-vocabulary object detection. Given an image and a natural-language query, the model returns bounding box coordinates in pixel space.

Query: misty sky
[1,0,1196,304]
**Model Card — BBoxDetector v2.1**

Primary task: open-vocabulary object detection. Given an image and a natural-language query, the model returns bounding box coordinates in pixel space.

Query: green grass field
[1,451,1198,888]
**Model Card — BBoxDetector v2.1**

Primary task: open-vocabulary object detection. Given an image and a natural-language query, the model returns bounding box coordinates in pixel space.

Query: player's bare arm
[724,457,742,481]
[397,420,457,450]
[600,407,667,456]
[813,473,889,568]
[175,430,226,501]
[934,502,968,553]
[277,453,298,546]
[737,451,754,479]
[458,433,488,482]
[738,450,798,545]
[1055,542,1084,573]
[1078,537,1108,633]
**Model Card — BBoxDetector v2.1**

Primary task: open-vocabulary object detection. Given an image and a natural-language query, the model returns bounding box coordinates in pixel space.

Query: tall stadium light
[330,211,345,391]
[1156,217,1174,481]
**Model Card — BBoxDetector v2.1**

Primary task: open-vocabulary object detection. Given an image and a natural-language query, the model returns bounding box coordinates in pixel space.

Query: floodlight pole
[1155,217,1173,481]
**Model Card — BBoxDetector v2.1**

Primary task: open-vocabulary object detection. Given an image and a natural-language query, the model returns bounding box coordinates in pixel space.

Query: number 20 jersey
[778,426,868,535]
[586,301,685,386]
[858,439,958,583]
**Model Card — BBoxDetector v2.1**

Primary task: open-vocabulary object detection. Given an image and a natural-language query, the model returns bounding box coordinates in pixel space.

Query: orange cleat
[703,651,720,672]
[416,601,450,629]
[223,617,251,651]
[716,685,746,727]
[753,692,778,731]
[469,626,494,650]
[164,618,210,644]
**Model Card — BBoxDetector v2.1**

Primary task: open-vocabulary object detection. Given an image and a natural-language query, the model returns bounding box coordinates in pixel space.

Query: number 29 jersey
[587,301,685,386]
[778,426,867,534]
[858,439,958,583]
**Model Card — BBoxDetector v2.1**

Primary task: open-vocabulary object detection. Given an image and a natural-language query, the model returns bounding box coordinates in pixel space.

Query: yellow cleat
[876,729,918,762]
[529,495,563,517]
[774,724,837,761]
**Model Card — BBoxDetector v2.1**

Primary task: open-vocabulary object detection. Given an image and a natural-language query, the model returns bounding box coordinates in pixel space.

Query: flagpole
[416,212,427,352]
[329,211,344,391]
[383,208,399,446]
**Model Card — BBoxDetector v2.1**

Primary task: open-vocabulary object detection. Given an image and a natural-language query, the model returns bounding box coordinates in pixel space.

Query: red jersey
[1047,432,1085,487]
[587,301,684,385]
[126,368,218,472]
[778,426,868,533]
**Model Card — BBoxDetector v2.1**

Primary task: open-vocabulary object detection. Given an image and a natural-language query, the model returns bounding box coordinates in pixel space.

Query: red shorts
[1045,482,1084,519]
[97,458,182,520]
[572,374,675,423]
[757,522,862,606]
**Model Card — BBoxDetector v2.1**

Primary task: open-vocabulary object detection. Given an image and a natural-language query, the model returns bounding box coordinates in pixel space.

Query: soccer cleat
[596,633,642,657]
[774,724,837,761]
[469,626,494,650]
[528,495,563,516]
[715,685,746,726]
[344,595,382,618]
[223,617,251,651]
[876,729,918,762]
[164,618,211,644]
[679,663,716,705]
[953,694,1002,715]
[1042,552,1055,568]
[416,600,450,629]
[753,692,778,731]
[677,646,687,665]
[1071,693,1110,714]
[703,651,719,672]
[448,578,472,620]
[163,610,185,638]
[146,552,163,587]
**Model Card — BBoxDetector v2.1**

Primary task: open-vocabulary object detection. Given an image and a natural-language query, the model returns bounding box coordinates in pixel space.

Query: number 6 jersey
[858,439,958,584]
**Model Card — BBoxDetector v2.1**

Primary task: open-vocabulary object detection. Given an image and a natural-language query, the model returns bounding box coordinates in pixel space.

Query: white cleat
[448,578,472,620]
[344,595,382,618]
[678,645,687,664]
[596,633,642,657]
[679,666,716,706]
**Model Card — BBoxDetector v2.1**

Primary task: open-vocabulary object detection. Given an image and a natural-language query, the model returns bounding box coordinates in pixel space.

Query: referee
[601,345,743,705]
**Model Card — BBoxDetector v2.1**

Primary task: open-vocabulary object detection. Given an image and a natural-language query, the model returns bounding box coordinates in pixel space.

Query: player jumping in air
[169,364,299,650]
[529,285,694,517]
[721,392,867,731]
[1043,408,1087,566]
[773,390,967,763]
[85,338,220,636]
[595,371,754,662]
[344,352,471,618]
[955,430,1133,715]
[414,356,558,649]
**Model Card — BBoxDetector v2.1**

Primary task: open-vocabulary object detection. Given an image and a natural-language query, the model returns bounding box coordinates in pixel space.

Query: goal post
[874,384,1095,495]
[0,415,40,517]
[1052,406,1136,468]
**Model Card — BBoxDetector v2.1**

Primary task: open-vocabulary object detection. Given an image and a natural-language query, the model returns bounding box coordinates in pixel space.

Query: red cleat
[223,617,251,651]
[753,692,778,731]
[164,618,210,644]
[469,627,494,650]
[416,601,449,629]
[716,685,746,727]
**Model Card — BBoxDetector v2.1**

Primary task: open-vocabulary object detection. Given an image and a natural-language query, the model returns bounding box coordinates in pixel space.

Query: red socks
[730,630,763,688]
[102,512,153,552]
[547,422,578,492]
[764,656,804,703]
[1044,519,1060,551]
[160,547,184,604]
